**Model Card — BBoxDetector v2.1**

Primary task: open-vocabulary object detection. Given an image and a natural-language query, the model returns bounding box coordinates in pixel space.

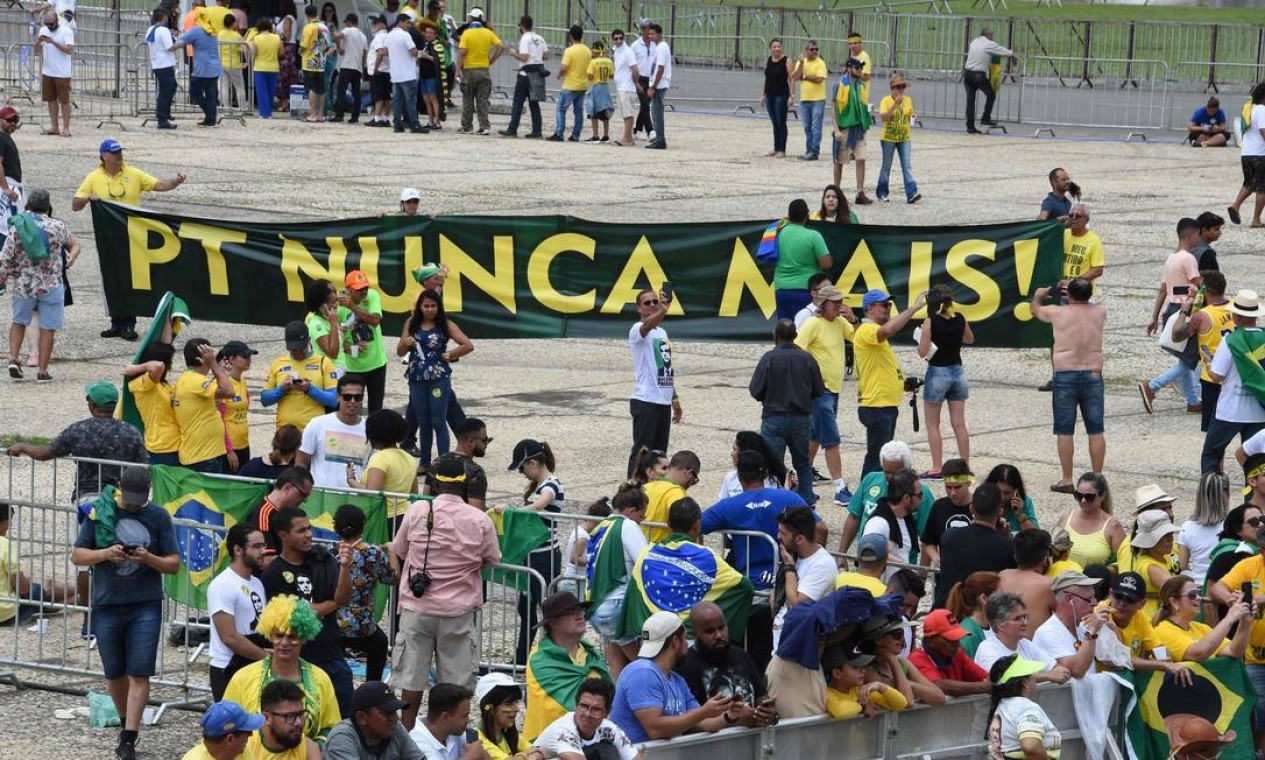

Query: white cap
[474,672,518,706]
[638,611,683,659]
[400,187,421,202]
[468,7,483,18]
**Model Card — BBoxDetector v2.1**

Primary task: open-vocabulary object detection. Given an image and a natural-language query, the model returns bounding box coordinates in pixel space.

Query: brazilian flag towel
[524,635,610,740]
[1225,327,1265,408]
[617,532,753,641]
[121,292,191,435]
[1122,656,1256,760]
[585,514,632,610]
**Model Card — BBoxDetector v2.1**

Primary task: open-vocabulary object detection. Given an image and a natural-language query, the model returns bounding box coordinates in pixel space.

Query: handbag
[1157,308,1189,353]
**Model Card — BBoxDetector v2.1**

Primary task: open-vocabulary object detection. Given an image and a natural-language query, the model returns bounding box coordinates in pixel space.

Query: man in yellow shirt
[1061,204,1105,291]
[1105,572,1193,683]
[845,32,872,103]
[455,7,502,134]
[794,285,858,505]
[642,450,699,543]
[180,700,264,760]
[173,338,236,472]
[245,680,322,759]
[299,4,331,122]
[835,534,890,595]
[549,25,590,142]
[790,40,828,160]
[261,320,340,432]
[854,289,925,477]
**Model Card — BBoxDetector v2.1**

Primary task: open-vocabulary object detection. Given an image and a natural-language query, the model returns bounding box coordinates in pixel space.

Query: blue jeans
[191,75,218,124]
[761,414,814,503]
[555,89,584,139]
[507,72,541,134]
[767,94,788,152]
[94,601,163,678]
[858,406,899,477]
[393,80,420,129]
[1052,370,1105,436]
[311,656,353,719]
[409,377,452,460]
[650,88,667,145]
[186,456,224,474]
[255,71,278,118]
[153,66,176,123]
[1148,359,1199,406]
[800,99,824,156]
[876,140,918,201]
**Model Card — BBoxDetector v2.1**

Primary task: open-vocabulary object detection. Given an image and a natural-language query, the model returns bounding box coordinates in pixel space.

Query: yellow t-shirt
[253,32,283,72]
[879,95,914,143]
[262,354,339,431]
[127,374,181,454]
[853,322,903,408]
[1154,619,1226,662]
[835,570,888,596]
[223,375,250,451]
[1062,229,1105,282]
[223,659,340,741]
[1197,303,1235,383]
[794,314,855,394]
[1213,555,1265,663]
[300,22,328,72]
[1112,610,1159,660]
[642,478,686,544]
[1133,553,1167,620]
[588,56,614,84]
[795,56,828,102]
[478,730,531,760]
[1046,559,1084,579]
[218,29,245,68]
[75,164,159,206]
[0,535,15,624]
[180,743,216,760]
[202,6,234,34]
[458,26,502,69]
[243,733,309,760]
[825,682,907,719]
[854,49,872,103]
[173,370,227,466]
[561,43,592,92]
[366,447,419,518]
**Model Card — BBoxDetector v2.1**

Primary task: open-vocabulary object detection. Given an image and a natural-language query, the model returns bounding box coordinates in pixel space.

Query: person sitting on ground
[532,678,643,760]
[675,601,775,727]
[1154,574,1252,663]
[406,682,483,760]
[0,501,78,627]
[985,655,1062,760]
[524,591,611,741]
[907,609,991,697]
[1189,96,1228,147]
[822,638,908,720]
[324,681,420,760]
[181,700,265,760]
[474,673,538,760]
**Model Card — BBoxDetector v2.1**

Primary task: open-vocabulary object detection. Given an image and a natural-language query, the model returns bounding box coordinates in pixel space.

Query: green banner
[1123,657,1256,760]
[91,202,1063,347]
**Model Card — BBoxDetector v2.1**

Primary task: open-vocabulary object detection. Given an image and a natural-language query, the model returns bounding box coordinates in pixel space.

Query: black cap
[1112,571,1145,602]
[351,682,409,715]
[120,467,152,506]
[217,340,258,361]
[508,439,545,472]
[284,320,309,349]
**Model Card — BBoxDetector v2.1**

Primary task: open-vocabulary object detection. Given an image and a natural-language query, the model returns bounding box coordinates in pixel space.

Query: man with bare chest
[997,529,1056,632]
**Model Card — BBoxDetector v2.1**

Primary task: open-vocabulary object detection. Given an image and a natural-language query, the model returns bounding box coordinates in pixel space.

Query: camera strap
[421,499,435,575]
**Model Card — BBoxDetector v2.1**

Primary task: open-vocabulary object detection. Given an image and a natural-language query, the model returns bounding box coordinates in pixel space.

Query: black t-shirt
[676,643,767,708]
[0,132,22,183]
[928,312,966,367]
[261,546,344,663]
[763,56,789,99]
[418,39,439,79]
[933,523,1015,609]
[920,497,972,548]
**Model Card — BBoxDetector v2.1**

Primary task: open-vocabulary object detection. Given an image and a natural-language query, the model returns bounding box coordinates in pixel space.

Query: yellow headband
[943,474,975,485]
[433,473,467,483]
[1248,463,1265,481]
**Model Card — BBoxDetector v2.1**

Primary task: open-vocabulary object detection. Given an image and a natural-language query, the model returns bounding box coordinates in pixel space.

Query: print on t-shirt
[282,570,315,601]
[653,338,673,388]
[322,431,365,465]
[114,517,153,577]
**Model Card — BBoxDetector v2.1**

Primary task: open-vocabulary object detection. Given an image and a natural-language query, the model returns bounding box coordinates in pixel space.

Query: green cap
[412,263,442,285]
[85,381,120,408]
[999,657,1045,684]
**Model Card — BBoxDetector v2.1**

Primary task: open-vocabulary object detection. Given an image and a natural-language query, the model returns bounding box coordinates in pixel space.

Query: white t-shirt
[862,515,913,565]
[1245,428,1265,457]
[146,24,177,70]
[368,29,388,75]
[717,471,780,500]
[651,41,672,90]
[772,548,837,648]
[991,696,1062,758]
[409,721,467,760]
[338,27,369,71]
[535,714,639,760]
[562,525,590,580]
[793,303,819,330]
[973,630,1057,675]
[39,24,75,79]
[1178,520,1223,586]
[517,31,547,66]
[299,412,368,488]
[206,566,266,669]
[629,322,675,406]
[1243,104,1265,157]
[612,43,636,92]
[1032,615,1079,666]
[631,38,654,76]
[384,27,418,83]
[1212,330,1265,423]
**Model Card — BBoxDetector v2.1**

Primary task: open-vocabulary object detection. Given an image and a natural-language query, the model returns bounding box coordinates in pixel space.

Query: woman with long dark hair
[630,446,668,486]
[276,0,300,113]
[984,464,1041,534]
[718,430,789,499]
[917,283,974,478]
[304,278,345,370]
[945,570,999,659]
[1203,502,1264,623]
[1054,471,1124,568]
[474,674,531,757]
[122,342,180,465]
[762,38,791,157]
[395,289,473,461]
[810,184,856,224]
[503,438,566,666]
[985,654,1061,759]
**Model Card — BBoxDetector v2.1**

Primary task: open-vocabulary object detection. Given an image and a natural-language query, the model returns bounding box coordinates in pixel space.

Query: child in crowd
[418,23,443,129]
[586,40,614,142]
[824,639,908,720]
[560,497,613,595]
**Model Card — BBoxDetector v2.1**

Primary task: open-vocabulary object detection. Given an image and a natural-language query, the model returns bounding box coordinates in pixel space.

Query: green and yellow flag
[524,635,610,740]
[585,514,632,609]
[1225,328,1265,408]
[482,508,552,591]
[617,533,753,641]
[120,292,191,434]
[1123,657,1256,760]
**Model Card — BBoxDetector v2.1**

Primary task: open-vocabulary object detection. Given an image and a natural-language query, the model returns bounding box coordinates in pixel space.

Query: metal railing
[1019,56,1170,132]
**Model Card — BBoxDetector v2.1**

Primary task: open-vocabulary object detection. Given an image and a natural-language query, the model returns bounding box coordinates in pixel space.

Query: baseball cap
[0,105,19,121]
[400,187,422,202]
[638,611,683,658]
[921,609,968,641]
[1050,527,1073,552]
[412,263,442,285]
[284,320,309,349]
[474,672,519,707]
[85,380,120,408]
[822,639,876,671]
[217,340,258,361]
[508,439,546,471]
[813,284,845,307]
[200,701,265,739]
[1051,569,1102,594]
[351,682,409,715]
[468,7,483,18]
[119,466,152,505]
[99,138,123,154]
[369,13,386,25]
[1111,571,1145,602]
[857,533,888,562]
[862,614,912,640]
[861,289,893,309]
[345,270,371,290]
[845,57,864,69]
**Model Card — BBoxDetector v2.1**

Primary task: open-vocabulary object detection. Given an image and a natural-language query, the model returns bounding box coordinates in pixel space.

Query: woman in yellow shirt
[1153,575,1251,662]
[346,409,418,527]
[1132,511,1180,619]
[475,673,537,760]
[252,17,283,118]
[1054,472,1124,569]
[216,340,255,473]
[122,343,181,465]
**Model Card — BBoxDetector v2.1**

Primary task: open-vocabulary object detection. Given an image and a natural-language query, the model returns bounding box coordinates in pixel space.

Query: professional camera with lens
[904,377,924,393]
[409,570,433,598]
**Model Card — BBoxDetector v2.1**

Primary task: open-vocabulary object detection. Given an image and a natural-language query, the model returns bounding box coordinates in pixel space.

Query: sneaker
[456,127,473,134]
[876,195,889,203]
[1038,380,1053,392]
[116,740,137,760]
[966,127,983,134]
[799,153,818,161]
[7,361,22,380]
[1138,381,1155,414]
[330,114,345,122]
[394,126,405,133]
[36,372,52,384]
[157,121,177,130]
[100,328,122,338]
[546,134,564,142]
[498,129,517,137]
[409,126,430,133]
[834,485,854,507]
[600,136,609,142]
[812,469,830,484]
[855,192,874,205]
[476,128,490,135]
[524,132,543,139]
[567,135,581,142]
[120,328,139,342]
[585,136,601,142]
[908,193,922,204]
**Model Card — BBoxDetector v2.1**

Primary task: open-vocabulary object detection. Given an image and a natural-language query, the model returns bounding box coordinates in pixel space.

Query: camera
[409,570,433,598]
[903,377,924,393]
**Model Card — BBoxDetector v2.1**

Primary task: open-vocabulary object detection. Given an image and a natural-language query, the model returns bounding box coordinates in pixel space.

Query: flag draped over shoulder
[617,532,753,641]
[585,515,631,609]
[483,508,551,591]
[121,292,191,433]
[524,635,611,740]
[1225,328,1265,408]
[1122,657,1256,760]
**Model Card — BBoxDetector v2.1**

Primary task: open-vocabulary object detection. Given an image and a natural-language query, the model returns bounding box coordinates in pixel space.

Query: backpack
[7,212,50,262]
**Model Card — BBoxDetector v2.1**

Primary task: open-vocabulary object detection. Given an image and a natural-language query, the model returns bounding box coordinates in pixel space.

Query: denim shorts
[11,285,66,330]
[94,601,163,678]
[419,77,439,96]
[1052,370,1105,436]
[809,392,841,446]
[591,589,635,645]
[923,364,969,403]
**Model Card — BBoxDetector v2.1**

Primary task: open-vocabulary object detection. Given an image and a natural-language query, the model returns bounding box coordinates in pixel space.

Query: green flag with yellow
[1123,657,1256,759]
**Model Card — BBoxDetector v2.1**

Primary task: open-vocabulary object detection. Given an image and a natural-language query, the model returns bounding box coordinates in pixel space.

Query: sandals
[1050,482,1075,494]
[1228,206,1241,225]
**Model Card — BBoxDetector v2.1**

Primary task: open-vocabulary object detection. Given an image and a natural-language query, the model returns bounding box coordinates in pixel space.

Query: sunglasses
[1073,491,1100,502]
[807,47,818,51]
[340,393,364,401]
[1069,214,1087,220]
[892,84,906,90]
[1182,590,1201,601]
[640,299,659,307]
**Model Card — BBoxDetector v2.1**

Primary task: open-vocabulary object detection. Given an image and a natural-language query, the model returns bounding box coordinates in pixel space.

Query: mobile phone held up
[661,281,675,302]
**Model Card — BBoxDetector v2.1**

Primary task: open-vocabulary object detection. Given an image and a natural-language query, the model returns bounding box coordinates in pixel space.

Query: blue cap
[200,701,265,738]
[857,533,889,561]
[861,289,893,309]
[99,138,123,154]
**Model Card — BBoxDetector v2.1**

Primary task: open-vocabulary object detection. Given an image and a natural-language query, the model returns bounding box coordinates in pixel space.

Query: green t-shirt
[847,471,936,538]
[344,289,387,373]
[306,310,346,370]
[772,223,829,290]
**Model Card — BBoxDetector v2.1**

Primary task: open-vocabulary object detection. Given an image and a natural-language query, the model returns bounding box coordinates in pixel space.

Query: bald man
[675,603,775,728]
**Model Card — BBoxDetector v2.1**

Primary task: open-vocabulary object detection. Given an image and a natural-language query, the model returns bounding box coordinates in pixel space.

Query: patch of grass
[707,0,1265,26]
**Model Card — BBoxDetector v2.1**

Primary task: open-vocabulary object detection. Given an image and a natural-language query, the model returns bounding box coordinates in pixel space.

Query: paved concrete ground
[0,100,1260,757]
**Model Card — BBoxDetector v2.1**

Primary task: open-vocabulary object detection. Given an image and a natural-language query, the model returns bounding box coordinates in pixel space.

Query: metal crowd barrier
[1019,55,1170,134]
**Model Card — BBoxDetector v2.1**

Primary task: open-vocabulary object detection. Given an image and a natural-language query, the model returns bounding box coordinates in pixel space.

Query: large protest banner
[92,202,1064,346]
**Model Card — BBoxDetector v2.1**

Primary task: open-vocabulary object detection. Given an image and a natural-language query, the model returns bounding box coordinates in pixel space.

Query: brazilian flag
[1224,328,1265,408]
[120,292,191,435]
[617,532,753,641]
[1123,657,1256,759]
[482,508,551,592]
[524,635,610,740]
[585,514,631,609]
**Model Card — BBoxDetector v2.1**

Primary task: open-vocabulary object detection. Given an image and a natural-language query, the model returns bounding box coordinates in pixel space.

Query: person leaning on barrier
[392,455,500,730]
[862,612,944,706]
[972,592,1069,683]
[324,681,422,760]
[985,655,1061,760]
[675,601,775,728]
[822,638,907,720]
[640,450,698,544]
[1030,570,1109,679]
[962,27,1017,135]
[0,501,78,627]
[907,609,991,697]
[70,466,179,760]
[408,682,486,760]
[586,482,650,680]
[1154,574,1252,664]
[524,591,611,741]
[532,678,643,760]
[182,700,266,760]
[207,523,269,700]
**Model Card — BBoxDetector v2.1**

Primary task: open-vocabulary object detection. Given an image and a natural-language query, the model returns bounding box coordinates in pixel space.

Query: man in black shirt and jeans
[749,319,824,504]
[933,483,1015,609]
[261,506,354,716]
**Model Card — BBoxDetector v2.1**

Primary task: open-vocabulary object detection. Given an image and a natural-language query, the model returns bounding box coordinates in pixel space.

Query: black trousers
[635,75,653,134]
[334,69,363,119]
[342,628,389,682]
[626,398,672,477]
[963,69,995,128]
[359,363,387,413]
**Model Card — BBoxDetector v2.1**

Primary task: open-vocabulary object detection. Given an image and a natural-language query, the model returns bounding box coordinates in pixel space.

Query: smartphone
[661,281,675,301]
[123,543,142,555]
[1243,582,1253,607]
[1173,285,1191,296]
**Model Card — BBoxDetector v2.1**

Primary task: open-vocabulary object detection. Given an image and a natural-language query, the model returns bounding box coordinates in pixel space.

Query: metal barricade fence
[1019,56,1170,133]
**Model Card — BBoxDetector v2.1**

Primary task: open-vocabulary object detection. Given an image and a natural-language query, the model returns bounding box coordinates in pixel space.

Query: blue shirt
[610,658,700,744]
[1191,106,1226,128]
[184,26,223,78]
[1039,192,1071,219]
[700,487,813,590]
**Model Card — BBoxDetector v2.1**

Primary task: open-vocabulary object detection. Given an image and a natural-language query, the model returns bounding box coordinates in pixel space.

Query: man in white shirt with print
[206,523,268,700]
[297,373,368,488]
[533,679,643,760]
[626,287,681,477]
[36,9,75,137]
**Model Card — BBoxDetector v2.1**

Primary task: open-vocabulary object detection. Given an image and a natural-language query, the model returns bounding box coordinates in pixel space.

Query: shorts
[809,391,841,447]
[591,589,636,645]
[419,77,439,96]
[12,285,66,330]
[94,601,163,678]
[1052,369,1105,437]
[370,71,391,102]
[303,70,325,95]
[1242,156,1265,194]
[1248,664,1265,730]
[41,75,71,104]
[617,90,638,120]
[390,608,477,692]
[833,134,866,164]
[923,363,969,403]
